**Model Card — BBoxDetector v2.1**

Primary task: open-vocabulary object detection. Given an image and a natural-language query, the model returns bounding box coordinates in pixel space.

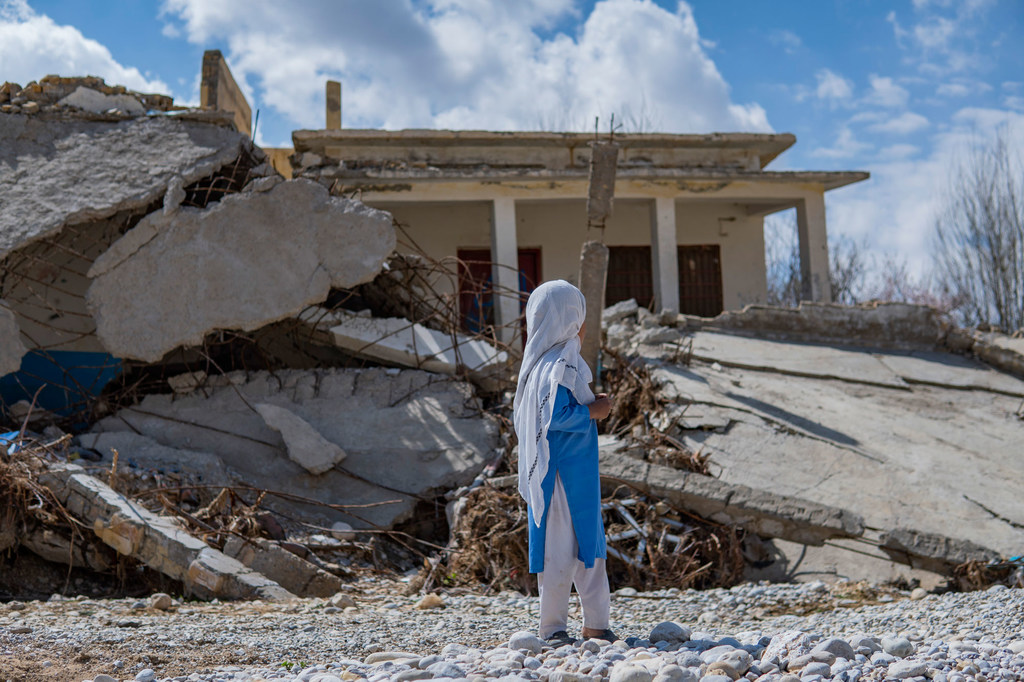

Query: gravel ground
[1,578,1022,682]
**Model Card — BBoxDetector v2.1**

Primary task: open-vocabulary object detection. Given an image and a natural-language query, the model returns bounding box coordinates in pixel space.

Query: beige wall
[374,197,768,312]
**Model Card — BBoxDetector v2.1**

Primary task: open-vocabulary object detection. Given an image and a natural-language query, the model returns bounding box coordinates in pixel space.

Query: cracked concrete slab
[688,331,910,389]
[876,351,1024,397]
[598,449,864,545]
[255,402,347,475]
[0,114,247,259]
[641,348,1024,582]
[86,179,396,361]
[88,368,499,529]
[302,308,508,389]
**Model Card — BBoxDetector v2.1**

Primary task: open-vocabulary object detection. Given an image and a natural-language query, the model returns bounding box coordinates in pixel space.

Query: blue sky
[2,0,1022,281]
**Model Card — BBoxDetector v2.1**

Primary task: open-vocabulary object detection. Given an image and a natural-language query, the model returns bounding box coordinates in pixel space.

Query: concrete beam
[796,193,832,303]
[490,197,521,347]
[326,80,341,130]
[599,450,865,546]
[37,463,295,601]
[200,50,252,137]
[650,197,680,315]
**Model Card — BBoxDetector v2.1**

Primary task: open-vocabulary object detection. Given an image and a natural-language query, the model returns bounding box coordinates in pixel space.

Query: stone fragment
[331,522,356,541]
[0,300,27,375]
[650,621,692,644]
[415,593,444,609]
[881,637,915,658]
[93,675,117,682]
[254,402,347,475]
[704,661,740,680]
[148,593,173,610]
[364,651,422,664]
[910,587,929,600]
[801,662,832,677]
[58,86,145,115]
[508,631,546,654]
[654,665,697,682]
[87,179,395,362]
[888,660,929,679]
[328,593,356,609]
[610,665,654,682]
[604,298,640,324]
[812,638,856,661]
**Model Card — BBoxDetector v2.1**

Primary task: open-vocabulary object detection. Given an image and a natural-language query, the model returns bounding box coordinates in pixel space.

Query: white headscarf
[513,280,596,527]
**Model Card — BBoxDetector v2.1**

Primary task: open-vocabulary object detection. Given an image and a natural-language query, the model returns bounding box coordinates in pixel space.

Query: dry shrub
[443,486,533,594]
[602,497,745,591]
[954,559,1023,591]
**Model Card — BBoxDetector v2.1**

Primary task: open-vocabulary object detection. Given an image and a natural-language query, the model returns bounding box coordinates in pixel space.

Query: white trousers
[537,474,610,638]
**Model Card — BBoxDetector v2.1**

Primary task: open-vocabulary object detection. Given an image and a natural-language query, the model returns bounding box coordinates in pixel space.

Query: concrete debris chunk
[86,179,396,361]
[702,302,948,351]
[307,308,507,388]
[37,463,295,601]
[0,115,247,259]
[58,86,145,116]
[878,528,1002,576]
[222,536,342,598]
[254,402,347,475]
[0,300,27,375]
[89,368,499,529]
[598,449,864,545]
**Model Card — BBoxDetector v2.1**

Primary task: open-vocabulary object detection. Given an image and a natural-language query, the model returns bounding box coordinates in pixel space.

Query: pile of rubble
[3,70,1022,606]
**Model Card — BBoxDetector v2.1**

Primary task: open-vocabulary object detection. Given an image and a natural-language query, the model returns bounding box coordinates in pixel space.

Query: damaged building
[2,54,1022,602]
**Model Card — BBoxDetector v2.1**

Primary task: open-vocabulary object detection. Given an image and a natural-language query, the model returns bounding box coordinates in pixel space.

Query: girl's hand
[589,393,612,420]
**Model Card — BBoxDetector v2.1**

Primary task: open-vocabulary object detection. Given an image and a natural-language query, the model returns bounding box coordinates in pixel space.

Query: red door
[457,248,541,337]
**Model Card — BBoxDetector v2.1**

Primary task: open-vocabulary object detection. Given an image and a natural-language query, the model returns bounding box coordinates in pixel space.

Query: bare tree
[764,211,867,306]
[934,127,1024,331]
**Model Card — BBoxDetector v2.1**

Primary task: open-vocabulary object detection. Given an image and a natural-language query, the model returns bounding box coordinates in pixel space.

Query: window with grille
[605,244,723,316]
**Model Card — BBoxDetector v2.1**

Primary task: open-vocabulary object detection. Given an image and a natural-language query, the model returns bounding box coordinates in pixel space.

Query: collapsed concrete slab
[947,328,1024,381]
[878,529,1002,576]
[693,302,948,351]
[598,449,865,546]
[0,300,27,376]
[86,179,396,362]
[255,402,347,475]
[37,463,295,601]
[301,308,508,389]
[222,535,342,598]
[88,368,499,529]
[0,113,248,259]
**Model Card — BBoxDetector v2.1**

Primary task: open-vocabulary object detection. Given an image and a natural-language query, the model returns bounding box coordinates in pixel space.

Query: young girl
[513,280,617,646]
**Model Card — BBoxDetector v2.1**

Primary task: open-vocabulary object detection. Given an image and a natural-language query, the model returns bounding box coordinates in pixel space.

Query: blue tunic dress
[528,385,607,574]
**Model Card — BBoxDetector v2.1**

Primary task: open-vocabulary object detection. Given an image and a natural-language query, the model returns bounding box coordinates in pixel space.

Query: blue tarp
[0,349,122,418]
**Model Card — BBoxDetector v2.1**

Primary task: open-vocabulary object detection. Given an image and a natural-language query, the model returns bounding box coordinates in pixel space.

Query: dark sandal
[545,630,577,647]
[584,629,619,642]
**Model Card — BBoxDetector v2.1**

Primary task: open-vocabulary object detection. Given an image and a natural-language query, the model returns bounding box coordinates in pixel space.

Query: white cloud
[769,29,802,54]
[811,127,871,159]
[814,68,854,102]
[937,82,970,97]
[159,0,771,140]
[825,108,1024,279]
[865,75,909,108]
[878,143,920,160]
[868,111,930,134]
[0,0,169,94]
[913,16,955,49]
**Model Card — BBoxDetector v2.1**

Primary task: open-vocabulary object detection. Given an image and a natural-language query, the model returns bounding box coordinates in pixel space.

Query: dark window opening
[457,248,541,337]
[606,244,724,317]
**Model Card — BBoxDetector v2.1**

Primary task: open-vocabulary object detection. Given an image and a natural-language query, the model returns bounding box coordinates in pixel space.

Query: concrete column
[796,193,833,303]
[650,197,680,314]
[490,197,521,346]
[326,81,341,130]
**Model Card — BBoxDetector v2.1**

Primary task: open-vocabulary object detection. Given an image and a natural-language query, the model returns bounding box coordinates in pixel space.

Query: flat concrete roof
[314,164,870,192]
[293,129,798,170]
